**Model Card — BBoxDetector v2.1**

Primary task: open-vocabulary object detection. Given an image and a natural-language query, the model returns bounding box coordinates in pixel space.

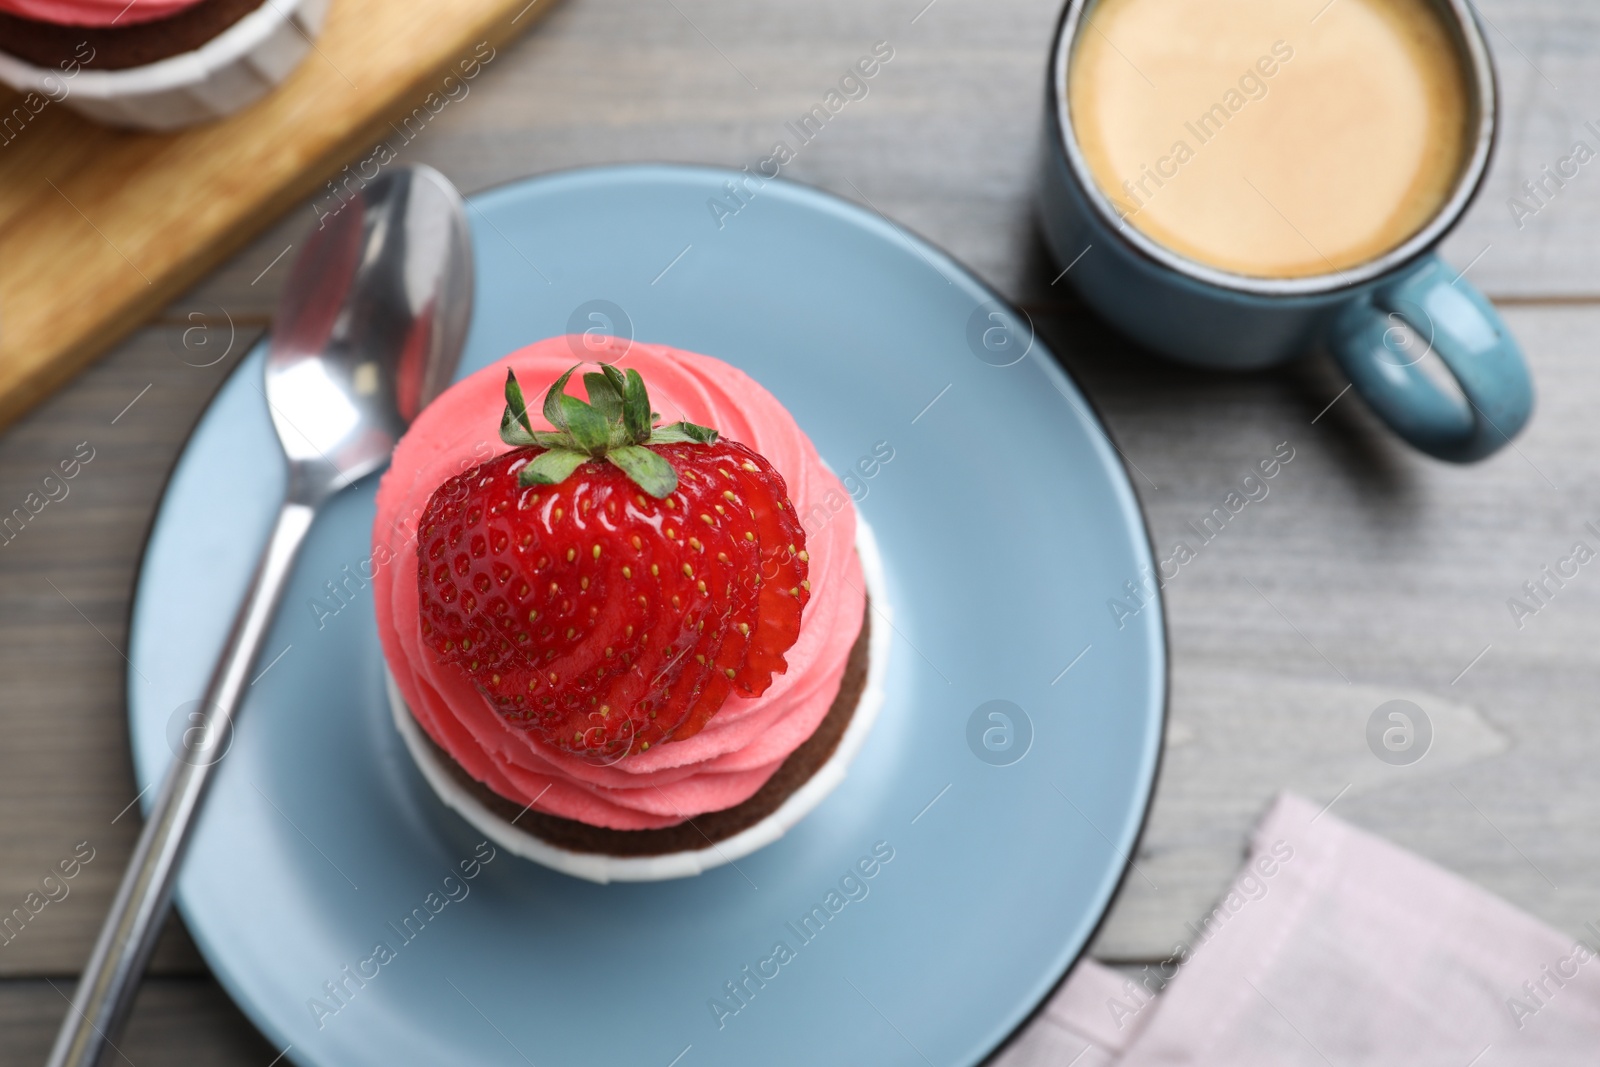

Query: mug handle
[1328,253,1533,463]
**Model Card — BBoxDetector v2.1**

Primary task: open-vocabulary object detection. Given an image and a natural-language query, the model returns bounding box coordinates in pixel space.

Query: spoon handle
[48,501,317,1067]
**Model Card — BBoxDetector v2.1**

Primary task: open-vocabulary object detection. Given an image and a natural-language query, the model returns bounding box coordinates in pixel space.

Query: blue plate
[128,165,1165,1067]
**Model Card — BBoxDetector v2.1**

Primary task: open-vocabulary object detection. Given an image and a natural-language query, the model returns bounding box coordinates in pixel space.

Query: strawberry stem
[499,363,719,498]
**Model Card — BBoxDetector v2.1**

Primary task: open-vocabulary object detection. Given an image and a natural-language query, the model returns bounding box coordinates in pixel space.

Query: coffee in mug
[1068,0,1472,278]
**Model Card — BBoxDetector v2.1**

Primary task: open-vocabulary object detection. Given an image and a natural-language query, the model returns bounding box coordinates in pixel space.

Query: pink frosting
[0,0,206,27]
[372,337,864,830]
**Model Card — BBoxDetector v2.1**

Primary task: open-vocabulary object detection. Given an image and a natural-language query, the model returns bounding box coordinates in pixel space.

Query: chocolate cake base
[0,0,265,70]
[423,602,872,858]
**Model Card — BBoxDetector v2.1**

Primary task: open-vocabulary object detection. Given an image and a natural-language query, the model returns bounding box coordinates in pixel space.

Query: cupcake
[0,0,327,129]
[372,336,889,882]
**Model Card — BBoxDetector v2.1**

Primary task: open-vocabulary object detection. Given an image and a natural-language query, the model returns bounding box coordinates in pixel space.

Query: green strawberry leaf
[622,369,652,443]
[532,429,579,448]
[606,444,678,498]
[600,362,630,402]
[583,371,624,424]
[502,424,575,450]
[648,421,720,445]
[502,418,575,450]
[542,365,580,432]
[502,369,536,442]
[560,394,611,454]
[501,413,536,447]
[518,448,588,487]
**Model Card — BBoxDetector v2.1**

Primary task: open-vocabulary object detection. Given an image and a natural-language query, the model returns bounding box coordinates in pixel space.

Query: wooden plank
[0,977,276,1065]
[0,0,554,435]
[1439,0,1600,298]
[0,325,253,977]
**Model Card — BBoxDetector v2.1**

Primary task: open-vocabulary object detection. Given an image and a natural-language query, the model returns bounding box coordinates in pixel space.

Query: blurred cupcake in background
[0,0,328,130]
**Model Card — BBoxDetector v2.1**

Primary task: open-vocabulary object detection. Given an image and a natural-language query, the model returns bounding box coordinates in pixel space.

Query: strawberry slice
[714,441,810,696]
[650,450,760,742]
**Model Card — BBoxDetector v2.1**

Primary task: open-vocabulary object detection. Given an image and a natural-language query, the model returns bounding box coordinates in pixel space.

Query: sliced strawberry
[415,363,808,759]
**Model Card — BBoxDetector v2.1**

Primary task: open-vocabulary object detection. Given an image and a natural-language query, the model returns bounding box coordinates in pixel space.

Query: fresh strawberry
[415,362,809,759]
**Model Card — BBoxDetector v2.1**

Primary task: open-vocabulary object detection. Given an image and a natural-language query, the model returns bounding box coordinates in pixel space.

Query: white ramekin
[0,0,328,130]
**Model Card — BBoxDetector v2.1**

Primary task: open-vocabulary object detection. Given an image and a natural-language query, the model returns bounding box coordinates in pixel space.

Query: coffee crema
[1068,0,1472,279]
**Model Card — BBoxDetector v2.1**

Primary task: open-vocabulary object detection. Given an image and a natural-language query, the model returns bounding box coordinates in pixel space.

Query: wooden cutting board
[0,0,553,431]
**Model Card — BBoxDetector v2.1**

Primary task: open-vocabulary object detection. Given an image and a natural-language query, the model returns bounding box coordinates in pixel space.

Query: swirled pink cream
[372,337,865,830]
[0,0,205,26]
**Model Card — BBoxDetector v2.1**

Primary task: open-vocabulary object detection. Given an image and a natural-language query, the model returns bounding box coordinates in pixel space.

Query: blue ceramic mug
[1038,0,1532,463]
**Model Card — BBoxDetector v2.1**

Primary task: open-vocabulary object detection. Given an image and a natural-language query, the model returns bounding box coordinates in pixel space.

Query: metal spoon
[48,164,473,1067]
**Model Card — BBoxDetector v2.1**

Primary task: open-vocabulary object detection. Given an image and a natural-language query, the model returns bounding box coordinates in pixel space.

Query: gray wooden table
[4,0,1599,1061]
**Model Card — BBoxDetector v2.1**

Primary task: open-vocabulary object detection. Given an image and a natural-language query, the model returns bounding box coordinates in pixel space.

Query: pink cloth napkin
[995,792,1600,1066]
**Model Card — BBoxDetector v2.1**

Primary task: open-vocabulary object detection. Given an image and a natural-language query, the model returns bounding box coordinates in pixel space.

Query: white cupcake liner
[0,0,328,130]
[388,517,892,884]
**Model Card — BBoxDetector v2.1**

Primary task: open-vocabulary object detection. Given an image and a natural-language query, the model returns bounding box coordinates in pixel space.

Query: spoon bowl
[266,164,473,499]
